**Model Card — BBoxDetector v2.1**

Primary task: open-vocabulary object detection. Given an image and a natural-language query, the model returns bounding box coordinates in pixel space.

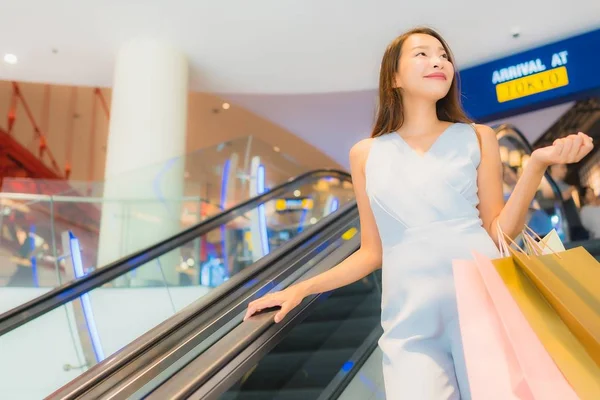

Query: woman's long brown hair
[371,27,472,138]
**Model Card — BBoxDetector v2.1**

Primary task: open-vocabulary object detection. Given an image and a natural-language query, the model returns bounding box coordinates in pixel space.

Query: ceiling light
[3,54,17,64]
[222,102,230,110]
[273,146,280,152]
[510,27,521,39]
[294,190,301,197]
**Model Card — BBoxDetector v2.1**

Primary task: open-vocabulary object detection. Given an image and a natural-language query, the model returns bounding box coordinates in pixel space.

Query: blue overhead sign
[460,28,600,121]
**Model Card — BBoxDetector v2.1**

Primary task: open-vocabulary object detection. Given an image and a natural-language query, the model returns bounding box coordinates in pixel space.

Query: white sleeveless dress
[365,123,500,399]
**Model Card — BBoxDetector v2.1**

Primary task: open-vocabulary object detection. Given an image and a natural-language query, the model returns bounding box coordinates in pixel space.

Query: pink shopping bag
[453,256,577,400]
[472,251,577,399]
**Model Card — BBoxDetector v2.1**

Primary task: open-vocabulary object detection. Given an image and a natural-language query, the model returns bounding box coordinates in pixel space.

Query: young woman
[244,27,593,399]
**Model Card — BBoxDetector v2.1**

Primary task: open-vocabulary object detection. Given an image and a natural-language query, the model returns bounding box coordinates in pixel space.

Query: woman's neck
[398,96,443,136]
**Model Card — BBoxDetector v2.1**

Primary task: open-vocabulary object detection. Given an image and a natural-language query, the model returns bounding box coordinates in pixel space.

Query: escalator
[144,226,381,400]
[44,201,365,400]
[0,169,353,399]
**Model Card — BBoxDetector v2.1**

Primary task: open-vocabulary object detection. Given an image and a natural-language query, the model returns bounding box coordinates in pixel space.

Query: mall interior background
[0,2,599,398]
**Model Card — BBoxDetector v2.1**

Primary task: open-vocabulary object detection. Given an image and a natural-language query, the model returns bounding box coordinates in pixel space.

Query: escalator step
[327,276,380,298]
[235,348,355,391]
[221,388,323,400]
[304,293,381,323]
[272,316,380,352]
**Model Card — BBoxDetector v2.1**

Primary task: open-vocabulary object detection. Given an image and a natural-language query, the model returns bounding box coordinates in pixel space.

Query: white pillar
[96,39,189,286]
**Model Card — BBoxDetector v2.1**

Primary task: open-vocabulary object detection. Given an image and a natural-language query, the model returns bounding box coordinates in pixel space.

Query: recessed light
[3,54,18,64]
[510,27,521,39]
[294,190,301,197]
[222,102,230,110]
[273,146,280,152]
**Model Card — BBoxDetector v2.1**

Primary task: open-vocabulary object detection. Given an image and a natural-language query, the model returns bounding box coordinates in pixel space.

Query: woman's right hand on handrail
[243,284,307,323]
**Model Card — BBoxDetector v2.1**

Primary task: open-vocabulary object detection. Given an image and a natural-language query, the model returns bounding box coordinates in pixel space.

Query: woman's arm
[245,138,382,322]
[295,138,382,296]
[476,125,593,243]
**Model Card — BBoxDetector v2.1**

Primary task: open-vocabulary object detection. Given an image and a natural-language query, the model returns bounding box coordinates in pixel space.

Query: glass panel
[106,181,353,295]
[0,195,62,312]
[0,173,353,315]
[0,135,326,269]
[0,259,176,399]
[0,184,354,399]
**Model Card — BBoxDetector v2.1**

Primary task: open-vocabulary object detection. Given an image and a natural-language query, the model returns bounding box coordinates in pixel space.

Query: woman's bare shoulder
[349,138,376,166]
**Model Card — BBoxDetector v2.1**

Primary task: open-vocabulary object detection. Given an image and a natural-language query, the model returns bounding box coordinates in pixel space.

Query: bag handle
[521,225,563,259]
[521,225,543,256]
[496,220,510,257]
[523,232,544,256]
[497,220,530,258]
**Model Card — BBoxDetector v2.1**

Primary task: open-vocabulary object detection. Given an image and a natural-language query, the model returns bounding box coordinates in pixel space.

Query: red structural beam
[8,82,63,176]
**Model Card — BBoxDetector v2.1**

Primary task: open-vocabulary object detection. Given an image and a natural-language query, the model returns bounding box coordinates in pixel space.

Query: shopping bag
[473,251,578,399]
[536,246,600,303]
[495,248,600,399]
[523,228,599,302]
[521,226,565,256]
[510,246,600,367]
[453,259,532,399]
[541,229,566,253]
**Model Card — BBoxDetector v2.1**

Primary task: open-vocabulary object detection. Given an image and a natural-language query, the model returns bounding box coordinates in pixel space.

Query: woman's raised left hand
[531,132,593,168]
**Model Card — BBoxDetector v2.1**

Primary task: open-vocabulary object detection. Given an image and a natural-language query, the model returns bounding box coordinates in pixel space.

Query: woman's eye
[416,52,426,57]
[441,53,449,60]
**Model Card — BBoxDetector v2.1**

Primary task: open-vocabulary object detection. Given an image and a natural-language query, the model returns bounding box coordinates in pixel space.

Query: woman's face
[394,34,454,101]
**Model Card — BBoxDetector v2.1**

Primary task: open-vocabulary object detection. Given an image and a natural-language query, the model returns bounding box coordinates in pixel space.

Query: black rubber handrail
[494,123,534,153]
[0,168,351,336]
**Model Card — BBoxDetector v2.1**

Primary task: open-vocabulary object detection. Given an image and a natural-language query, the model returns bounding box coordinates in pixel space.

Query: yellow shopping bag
[510,246,600,367]
[493,253,600,399]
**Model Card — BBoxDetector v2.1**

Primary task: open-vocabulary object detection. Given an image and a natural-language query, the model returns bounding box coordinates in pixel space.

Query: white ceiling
[1,0,599,94]
[226,91,376,168]
[0,0,598,170]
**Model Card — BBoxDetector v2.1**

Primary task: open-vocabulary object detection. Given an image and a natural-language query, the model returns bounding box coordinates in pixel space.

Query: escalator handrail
[144,234,362,400]
[49,202,359,400]
[0,168,351,336]
[494,123,534,153]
